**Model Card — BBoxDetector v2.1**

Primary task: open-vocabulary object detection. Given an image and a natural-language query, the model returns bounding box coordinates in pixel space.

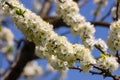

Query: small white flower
[48,55,68,70]
[56,0,96,50]
[112,7,116,19]
[95,38,108,52]
[73,44,96,65]
[56,0,79,17]
[0,27,14,61]
[98,56,119,72]
[107,20,120,53]
[1,0,97,72]
[23,61,43,77]
[82,37,96,49]
[0,27,14,45]
[81,64,93,72]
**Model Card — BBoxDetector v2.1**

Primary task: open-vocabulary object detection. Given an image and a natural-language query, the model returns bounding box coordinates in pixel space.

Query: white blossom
[107,20,120,54]
[56,0,96,49]
[95,38,108,52]
[48,55,69,70]
[112,7,116,19]
[56,0,79,17]
[44,36,74,61]
[73,44,96,64]
[0,27,14,45]
[97,56,119,72]
[0,27,14,61]
[0,0,96,71]
[73,44,96,72]
[82,37,96,49]
[23,61,43,77]
[81,64,93,72]
[35,46,48,58]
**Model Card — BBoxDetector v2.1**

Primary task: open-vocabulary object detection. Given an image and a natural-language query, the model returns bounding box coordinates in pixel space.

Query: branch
[94,44,105,53]
[43,16,110,28]
[2,40,37,80]
[116,51,120,64]
[90,21,110,27]
[116,0,119,20]
[69,66,120,80]
[73,0,79,3]
[92,65,120,80]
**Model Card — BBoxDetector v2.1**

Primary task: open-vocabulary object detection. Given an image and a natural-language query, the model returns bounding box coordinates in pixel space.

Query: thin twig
[94,44,105,53]
[116,51,120,64]
[116,0,119,20]
[69,66,120,80]
[2,40,38,80]
[43,16,110,28]
[73,0,79,3]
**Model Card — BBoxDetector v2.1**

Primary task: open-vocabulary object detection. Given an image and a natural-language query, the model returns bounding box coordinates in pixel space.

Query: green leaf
[100,53,107,58]
[16,8,25,16]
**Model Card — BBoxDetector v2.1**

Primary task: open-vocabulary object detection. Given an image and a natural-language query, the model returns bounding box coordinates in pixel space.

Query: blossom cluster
[36,38,96,71]
[0,0,96,71]
[23,61,43,77]
[0,26,14,61]
[56,0,109,52]
[95,38,108,53]
[98,55,119,72]
[107,20,120,54]
[56,0,95,49]
[0,0,119,73]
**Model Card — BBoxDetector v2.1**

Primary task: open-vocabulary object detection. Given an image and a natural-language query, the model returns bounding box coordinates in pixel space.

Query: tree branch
[73,0,79,3]
[116,51,120,64]
[69,66,120,80]
[43,16,110,28]
[116,0,119,20]
[2,40,37,80]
